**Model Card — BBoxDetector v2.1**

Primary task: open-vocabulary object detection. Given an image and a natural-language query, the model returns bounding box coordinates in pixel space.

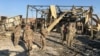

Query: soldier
[66,23,76,47]
[40,21,48,50]
[24,24,34,55]
[60,24,64,40]
[14,24,22,47]
[62,23,68,44]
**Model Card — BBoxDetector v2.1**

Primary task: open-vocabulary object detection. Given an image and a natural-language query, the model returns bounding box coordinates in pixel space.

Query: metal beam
[28,5,91,7]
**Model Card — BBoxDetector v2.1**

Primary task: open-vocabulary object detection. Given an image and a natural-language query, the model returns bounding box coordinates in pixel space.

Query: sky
[0,0,100,18]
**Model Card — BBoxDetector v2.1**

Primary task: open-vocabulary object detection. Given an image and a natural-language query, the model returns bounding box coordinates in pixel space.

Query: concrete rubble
[0,32,100,56]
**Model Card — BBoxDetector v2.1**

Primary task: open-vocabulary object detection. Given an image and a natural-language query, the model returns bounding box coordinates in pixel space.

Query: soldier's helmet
[25,24,31,29]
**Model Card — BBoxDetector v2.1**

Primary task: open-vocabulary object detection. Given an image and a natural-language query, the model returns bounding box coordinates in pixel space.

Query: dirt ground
[0,32,100,56]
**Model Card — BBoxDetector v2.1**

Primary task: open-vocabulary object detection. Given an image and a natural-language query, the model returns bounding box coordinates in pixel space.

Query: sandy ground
[0,32,100,56]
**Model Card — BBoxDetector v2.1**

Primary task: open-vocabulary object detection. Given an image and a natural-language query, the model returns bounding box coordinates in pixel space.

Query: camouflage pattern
[40,22,48,50]
[60,24,64,41]
[40,34,46,50]
[24,24,34,54]
[66,23,76,47]
[61,23,68,44]
[14,25,22,46]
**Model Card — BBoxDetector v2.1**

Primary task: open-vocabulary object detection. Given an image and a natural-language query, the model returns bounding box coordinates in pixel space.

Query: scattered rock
[45,46,59,56]
[10,52,16,56]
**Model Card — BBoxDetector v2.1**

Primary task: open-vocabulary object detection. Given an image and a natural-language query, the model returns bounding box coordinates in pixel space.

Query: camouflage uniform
[24,24,34,54]
[40,29,47,49]
[67,23,76,47]
[60,24,64,41]
[14,25,22,46]
[62,23,68,44]
[40,22,48,50]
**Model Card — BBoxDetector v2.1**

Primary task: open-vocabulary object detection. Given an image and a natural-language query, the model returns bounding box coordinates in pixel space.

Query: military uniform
[60,24,64,41]
[67,23,76,47]
[14,25,22,46]
[40,29,47,49]
[24,25,34,55]
[40,22,48,50]
[62,23,68,44]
